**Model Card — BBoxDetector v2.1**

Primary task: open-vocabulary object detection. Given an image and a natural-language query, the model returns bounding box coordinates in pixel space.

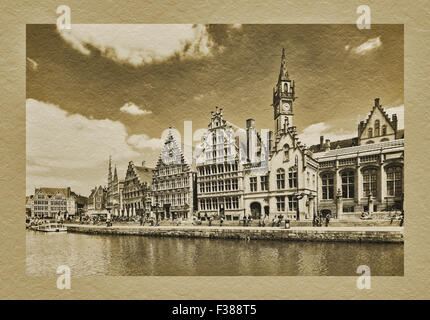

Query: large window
[276,196,285,211]
[387,166,402,196]
[368,127,373,138]
[232,179,238,190]
[288,195,297,211]
[322,173,334,199]
[363,168,377,197]
[289,169,297,188]
[250,177,257,192]
[341,171,355,199]
[232,197,239,209]
[276,168,285,189]
[260,176,268,191]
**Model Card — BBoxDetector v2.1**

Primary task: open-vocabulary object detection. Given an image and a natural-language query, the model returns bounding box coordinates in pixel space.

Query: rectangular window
[200,183,205,193]
[288,196,297,211]
[276,196,285,211]
[218,180,224,192]
[232,179,238,190]
[225,197,232,209]
[260,175,268,191]
[225,179,231,191]
[232,197,239,209]
[200,199,206,210]
[207,199,212,210]
[205,183,211,193]
[277,170,285,189]
[212,181,218,192]
[289,171,297,188]
[250,177,257,192]
[322,173,334,199]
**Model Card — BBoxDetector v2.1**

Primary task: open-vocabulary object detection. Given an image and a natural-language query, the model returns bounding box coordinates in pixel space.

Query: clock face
[282,102,291,113]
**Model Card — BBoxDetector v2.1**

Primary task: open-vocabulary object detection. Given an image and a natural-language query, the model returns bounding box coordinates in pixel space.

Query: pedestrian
[209,216,212,227]
[399,212,404,226]
[325,213,330,227]
[220,217,224,227]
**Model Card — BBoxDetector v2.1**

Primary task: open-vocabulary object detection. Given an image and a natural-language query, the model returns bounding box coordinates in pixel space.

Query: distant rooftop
[313,139,404,159]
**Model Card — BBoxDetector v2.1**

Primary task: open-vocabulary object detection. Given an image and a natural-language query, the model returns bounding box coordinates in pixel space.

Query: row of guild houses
[27,187,87,218]
[89,48,404,222]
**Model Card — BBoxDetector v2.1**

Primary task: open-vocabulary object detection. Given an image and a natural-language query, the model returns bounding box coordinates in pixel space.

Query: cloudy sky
[26,24,403,196]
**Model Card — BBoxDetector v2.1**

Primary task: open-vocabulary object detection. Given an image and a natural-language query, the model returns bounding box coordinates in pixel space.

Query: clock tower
[273,48,295,136]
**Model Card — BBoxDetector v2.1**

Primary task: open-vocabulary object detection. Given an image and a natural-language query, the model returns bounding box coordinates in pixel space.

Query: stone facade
[87,185,107,215]
[122,161,153,217]
[151,129,197,220]
[196,108,245,221]
[30,187,78,218]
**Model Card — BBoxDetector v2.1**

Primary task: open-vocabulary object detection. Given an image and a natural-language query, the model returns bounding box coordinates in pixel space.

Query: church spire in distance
[278,48,289,82]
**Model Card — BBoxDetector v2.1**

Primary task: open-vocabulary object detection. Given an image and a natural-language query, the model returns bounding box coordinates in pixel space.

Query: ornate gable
[358,98,398,145]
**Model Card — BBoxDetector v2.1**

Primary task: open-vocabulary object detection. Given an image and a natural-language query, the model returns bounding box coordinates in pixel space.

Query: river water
[26,230,403,276]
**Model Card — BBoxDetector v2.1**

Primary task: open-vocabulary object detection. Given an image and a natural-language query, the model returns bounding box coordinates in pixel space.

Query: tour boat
[33,223,67,233]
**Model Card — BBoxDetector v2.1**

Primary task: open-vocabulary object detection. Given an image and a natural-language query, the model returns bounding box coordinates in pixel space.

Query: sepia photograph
[25,23,405,278]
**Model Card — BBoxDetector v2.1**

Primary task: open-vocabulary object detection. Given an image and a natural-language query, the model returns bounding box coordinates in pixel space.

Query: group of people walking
[313,212,331,227]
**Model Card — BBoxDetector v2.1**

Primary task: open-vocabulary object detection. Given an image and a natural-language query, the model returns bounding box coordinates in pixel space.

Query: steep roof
[134,165,153,185]
[309,137,358,153]
[35,187,71,197]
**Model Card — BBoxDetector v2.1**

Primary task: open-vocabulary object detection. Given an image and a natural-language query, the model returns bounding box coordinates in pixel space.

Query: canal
[26,230,403,276]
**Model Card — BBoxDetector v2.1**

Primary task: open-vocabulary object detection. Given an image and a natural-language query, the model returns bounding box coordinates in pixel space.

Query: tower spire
[279,48,289,82]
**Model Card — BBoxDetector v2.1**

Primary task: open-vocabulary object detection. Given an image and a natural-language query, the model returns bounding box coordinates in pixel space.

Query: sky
[26,24,404,196]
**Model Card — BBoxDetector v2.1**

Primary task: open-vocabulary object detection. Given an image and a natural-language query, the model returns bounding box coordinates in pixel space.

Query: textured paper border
[1,0,429,299]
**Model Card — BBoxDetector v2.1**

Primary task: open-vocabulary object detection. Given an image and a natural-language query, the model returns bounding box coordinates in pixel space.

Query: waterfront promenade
[64,224,404,243]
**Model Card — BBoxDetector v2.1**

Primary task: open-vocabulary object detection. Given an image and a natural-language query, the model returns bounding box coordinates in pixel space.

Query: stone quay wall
[65,225,403,243]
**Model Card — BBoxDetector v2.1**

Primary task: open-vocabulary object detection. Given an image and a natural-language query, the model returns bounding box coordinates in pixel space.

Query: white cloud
[127,134,163,150]
[352,36,382,55]
[26,99,164,195]
[299,122,355,147]
[57,24,217,66]
[26,99,142,169]
[120,102,152,115]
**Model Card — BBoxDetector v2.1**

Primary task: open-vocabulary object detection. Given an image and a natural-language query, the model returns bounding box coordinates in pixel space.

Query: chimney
[142,160,146,167]
[246,118,255,129]
[220,108,223,115]
[320,136,324,148]
[375,98,380,107]
[392,114,398,131]
[325,139,331,151]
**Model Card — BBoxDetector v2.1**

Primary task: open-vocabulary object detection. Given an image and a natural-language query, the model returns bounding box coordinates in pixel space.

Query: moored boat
[32,223,67,232]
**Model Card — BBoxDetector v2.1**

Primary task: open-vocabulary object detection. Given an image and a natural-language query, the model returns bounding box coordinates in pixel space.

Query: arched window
[368,127,373,138]
[283,144,290,162]
[366,140,375,144]
[322,173,334,199]
[381,138,389,142]
[382,125,387,136]
[363,168,377,197]
[387,166,402,196]
[341,171,355,199]
[276,168,285,189]
[375,120,380,136]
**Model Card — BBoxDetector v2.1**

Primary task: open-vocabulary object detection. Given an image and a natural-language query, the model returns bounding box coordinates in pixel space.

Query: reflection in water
[26,231,403,276]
